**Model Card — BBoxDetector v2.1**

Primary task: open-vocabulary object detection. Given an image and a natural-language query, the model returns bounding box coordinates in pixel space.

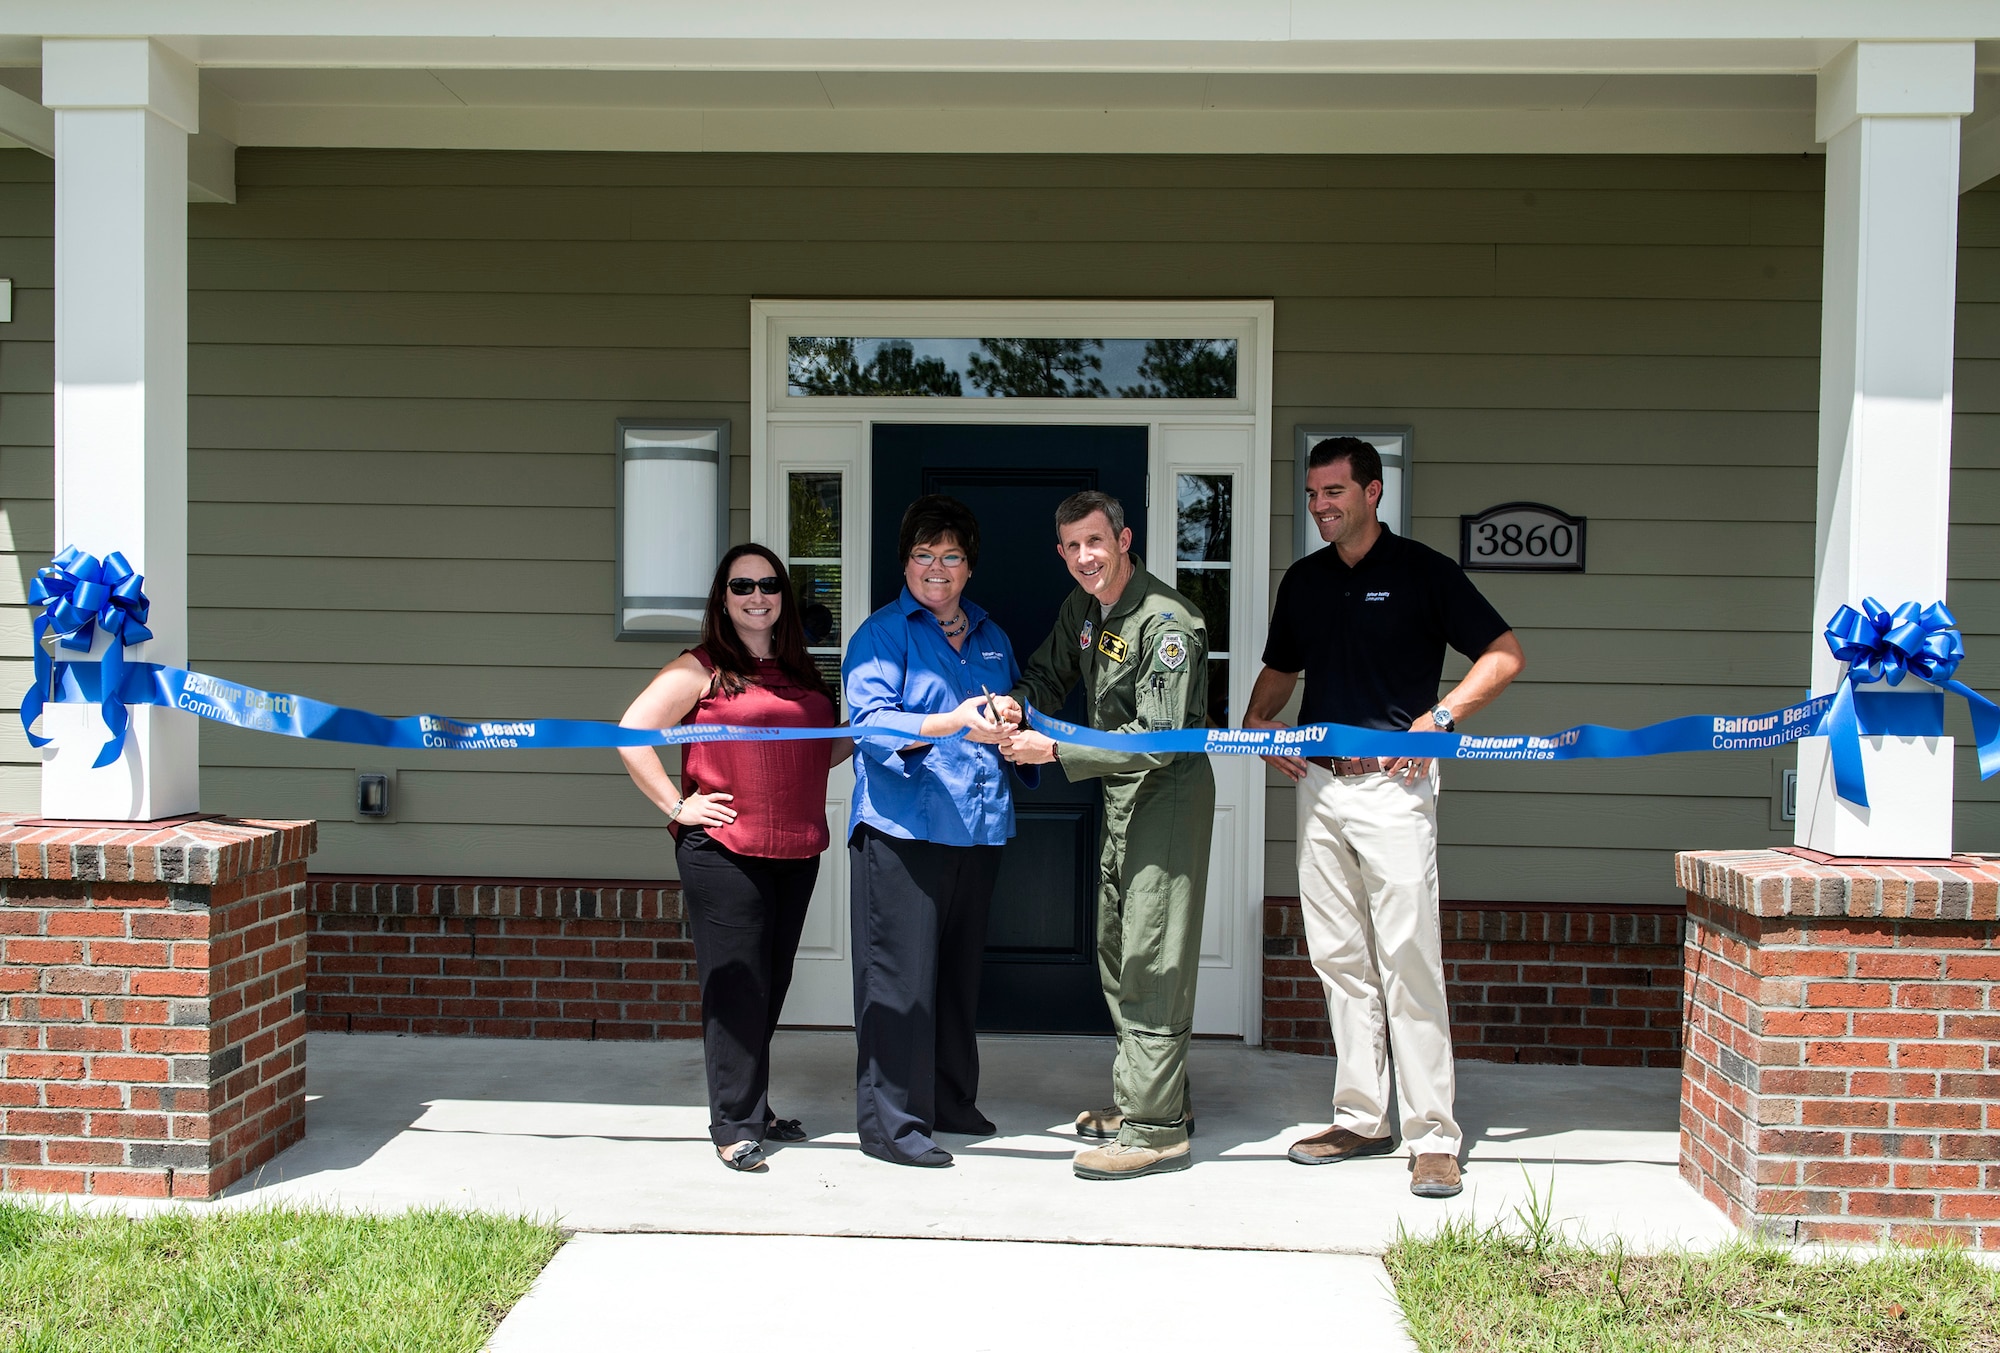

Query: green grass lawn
[1388,1212,2000,1353]
[0,1202,564,1353]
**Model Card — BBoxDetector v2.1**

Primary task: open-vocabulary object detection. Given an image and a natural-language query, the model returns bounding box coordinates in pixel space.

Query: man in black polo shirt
[1246,436,1524,1200]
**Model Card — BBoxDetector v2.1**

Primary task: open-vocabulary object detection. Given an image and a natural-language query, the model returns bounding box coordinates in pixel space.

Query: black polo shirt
[1261,527,1511,731]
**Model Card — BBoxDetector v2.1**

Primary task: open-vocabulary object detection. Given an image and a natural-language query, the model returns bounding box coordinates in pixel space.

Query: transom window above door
[787,337,1239,399]
[751,298,1275,1042]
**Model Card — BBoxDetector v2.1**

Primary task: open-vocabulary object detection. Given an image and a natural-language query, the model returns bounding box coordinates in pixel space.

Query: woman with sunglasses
[618,544,849,1173]
[841,494,1031,1168]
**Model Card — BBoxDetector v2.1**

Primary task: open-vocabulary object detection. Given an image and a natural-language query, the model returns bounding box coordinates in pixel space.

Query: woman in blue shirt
[843,494,1029,1167]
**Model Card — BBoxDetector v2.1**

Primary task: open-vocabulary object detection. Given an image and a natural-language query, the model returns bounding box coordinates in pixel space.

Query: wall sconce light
[616,419,731,639]
[355,771,393,819]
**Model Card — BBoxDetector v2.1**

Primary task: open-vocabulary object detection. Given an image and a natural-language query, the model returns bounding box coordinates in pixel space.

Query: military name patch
[1079,619,1095,651]
[1098,631,1130,662]
[1157,632,1189,670]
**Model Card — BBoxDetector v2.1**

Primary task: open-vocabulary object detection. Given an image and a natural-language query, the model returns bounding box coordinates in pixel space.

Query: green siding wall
[0,148,1995,901]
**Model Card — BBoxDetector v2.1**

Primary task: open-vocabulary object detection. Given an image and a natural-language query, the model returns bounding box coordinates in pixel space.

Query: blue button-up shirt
[844,588,1032,847]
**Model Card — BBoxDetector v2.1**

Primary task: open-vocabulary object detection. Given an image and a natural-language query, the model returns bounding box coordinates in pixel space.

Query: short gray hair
[1054,490,1126,538]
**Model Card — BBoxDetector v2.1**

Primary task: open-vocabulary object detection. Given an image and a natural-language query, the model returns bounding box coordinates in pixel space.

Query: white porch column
[38,39,199,820]
[1796,42,1974,858]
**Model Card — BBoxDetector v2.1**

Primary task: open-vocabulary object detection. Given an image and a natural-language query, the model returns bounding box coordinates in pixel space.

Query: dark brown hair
[698,543,833,700]
[1307,435,1383,488]
[897,494,981,570]
[1053,489,1126,537]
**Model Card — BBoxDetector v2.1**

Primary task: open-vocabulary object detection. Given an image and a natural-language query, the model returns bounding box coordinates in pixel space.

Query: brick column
[1678,849,1999,1247]
[0,817,316,1198]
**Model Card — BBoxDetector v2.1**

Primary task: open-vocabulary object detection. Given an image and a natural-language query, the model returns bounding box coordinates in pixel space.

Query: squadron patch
[1098,631,1130,663]
[1157,632,1189,670]
[1079,619,1095,651]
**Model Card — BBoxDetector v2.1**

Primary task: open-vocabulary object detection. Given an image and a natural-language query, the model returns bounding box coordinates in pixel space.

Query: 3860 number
[1473,522,1574,558]
[1459,503,1586,572]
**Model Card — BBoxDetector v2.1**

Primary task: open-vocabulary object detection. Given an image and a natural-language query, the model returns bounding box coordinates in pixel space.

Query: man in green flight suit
[994,489,1216,1181]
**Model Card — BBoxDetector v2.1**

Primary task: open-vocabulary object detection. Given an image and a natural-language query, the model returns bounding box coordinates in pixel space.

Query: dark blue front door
[872,423,1148,1033]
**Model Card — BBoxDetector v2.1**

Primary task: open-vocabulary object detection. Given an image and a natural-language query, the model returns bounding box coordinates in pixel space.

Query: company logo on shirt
[1365,590,1392,602]
[981,651,1004,661]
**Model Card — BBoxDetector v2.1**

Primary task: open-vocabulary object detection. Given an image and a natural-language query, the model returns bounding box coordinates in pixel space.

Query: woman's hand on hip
[675,792,737,827]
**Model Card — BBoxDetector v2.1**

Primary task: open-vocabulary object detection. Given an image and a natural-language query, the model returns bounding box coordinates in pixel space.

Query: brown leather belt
[1306,755,1384,777]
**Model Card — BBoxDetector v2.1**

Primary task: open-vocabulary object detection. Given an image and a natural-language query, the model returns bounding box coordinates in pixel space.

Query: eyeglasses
[910,551,968,569]
[727,576,785,596]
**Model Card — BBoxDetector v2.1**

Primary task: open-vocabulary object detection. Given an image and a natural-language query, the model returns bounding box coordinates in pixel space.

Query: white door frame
[750,299,1275,1043]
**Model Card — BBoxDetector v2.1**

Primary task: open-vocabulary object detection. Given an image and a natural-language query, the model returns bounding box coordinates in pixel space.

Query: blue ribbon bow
[1821,598,2000,807]
[22,546,154,768]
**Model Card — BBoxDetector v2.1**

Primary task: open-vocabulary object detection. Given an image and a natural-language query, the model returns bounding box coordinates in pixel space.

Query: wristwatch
[1429,705,1456,732]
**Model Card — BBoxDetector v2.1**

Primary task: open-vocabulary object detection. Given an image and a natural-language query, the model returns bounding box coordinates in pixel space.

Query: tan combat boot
[1075,1106,1195,1141]
[1074,1106,1122,1140]
[1073,1140,1192,1181]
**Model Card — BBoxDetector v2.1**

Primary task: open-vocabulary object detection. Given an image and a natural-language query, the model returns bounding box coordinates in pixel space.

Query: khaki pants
[1295,762,1460,1156]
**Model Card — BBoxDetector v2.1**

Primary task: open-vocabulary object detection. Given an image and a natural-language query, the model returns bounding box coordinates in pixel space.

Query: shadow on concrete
[211,1030,1723,1254]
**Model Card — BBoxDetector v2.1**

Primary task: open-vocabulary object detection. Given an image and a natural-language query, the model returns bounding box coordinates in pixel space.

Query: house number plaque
[1459,501,1586,573]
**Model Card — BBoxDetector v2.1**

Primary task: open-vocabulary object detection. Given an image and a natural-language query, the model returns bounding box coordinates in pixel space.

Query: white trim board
[752,298,1275,1043]
[211,103,1822,157]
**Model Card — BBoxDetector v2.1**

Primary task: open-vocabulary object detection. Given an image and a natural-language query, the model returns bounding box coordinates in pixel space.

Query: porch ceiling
[1,7,1998,166]
[3,0,2000,69]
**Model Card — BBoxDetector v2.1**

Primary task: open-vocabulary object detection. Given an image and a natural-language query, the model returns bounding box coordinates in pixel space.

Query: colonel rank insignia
[1079,619,1095,651]
[1098,631,1130,662]
[1157,632,1189,670]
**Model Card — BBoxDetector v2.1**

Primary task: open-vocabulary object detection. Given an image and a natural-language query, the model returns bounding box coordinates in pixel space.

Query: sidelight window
[1175,473,1234,730]
[787,471,845,686]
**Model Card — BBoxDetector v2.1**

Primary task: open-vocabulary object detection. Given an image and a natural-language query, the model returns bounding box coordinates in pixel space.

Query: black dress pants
[849,824,1002,1162]
[675,829,819,1148]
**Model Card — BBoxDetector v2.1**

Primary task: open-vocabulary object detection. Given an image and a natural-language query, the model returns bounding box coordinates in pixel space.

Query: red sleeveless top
[677,648,839,860]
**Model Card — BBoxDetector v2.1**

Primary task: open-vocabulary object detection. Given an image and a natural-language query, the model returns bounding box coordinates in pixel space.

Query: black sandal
[717,1141,766,1171]
[765,1117,808,1143]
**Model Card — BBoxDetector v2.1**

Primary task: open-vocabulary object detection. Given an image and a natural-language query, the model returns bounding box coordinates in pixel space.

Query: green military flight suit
[1010,558,1215,1151]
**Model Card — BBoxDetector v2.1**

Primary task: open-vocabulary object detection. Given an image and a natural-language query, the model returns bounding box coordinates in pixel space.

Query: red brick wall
[1683,888,2000,1248]
[1,820,313,1199]
[308,882,1689,1055]
[1264,898,1684,1066]
[306,878,698,1039]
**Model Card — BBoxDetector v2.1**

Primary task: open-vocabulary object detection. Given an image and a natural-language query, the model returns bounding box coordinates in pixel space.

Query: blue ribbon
[49,662,916,751]
[19,544,1999,797]
[39,658,1838,763]
[22,546,155,768]
[1819,599,2000,808]
[1025,699,1836,761]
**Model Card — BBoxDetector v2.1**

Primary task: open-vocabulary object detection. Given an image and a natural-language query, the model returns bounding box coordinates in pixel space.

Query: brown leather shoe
[1410,1153,1463,1198]
[1287,1126,1396,1166]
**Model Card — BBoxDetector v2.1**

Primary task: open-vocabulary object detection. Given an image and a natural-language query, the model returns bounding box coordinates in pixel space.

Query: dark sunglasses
[727,576,786,596]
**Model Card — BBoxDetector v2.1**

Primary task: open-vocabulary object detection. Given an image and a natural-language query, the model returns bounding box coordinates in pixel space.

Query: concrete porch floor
[203,1031,1734,1254]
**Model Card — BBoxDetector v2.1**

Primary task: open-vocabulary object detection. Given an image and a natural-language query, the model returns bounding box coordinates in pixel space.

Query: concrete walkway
[28,1030,1731,1352]
[217,1031,1731,1254]
[488,1234,1417,1352]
